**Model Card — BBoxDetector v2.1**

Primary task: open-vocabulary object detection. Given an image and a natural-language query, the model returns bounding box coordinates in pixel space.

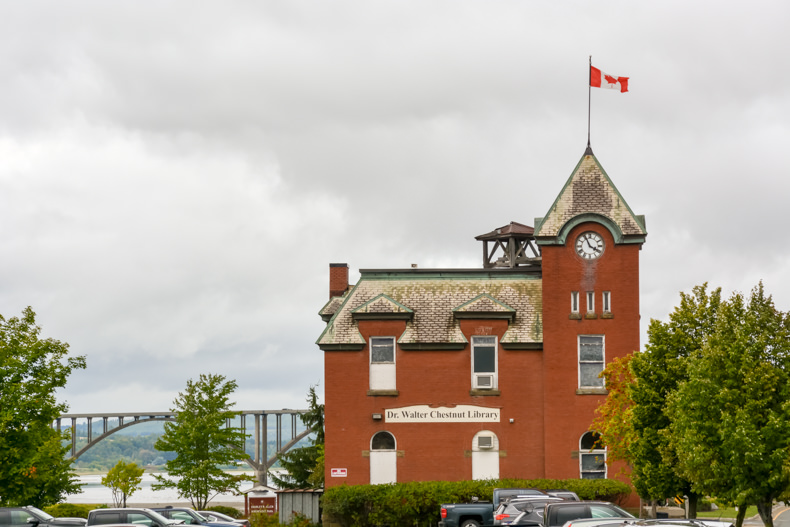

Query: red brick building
[317,149,646,486]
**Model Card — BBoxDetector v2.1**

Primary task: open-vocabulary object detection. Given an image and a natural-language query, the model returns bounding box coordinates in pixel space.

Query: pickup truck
[439,488,547,527]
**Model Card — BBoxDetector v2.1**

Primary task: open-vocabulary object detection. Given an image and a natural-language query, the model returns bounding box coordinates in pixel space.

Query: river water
[67,472,256,506]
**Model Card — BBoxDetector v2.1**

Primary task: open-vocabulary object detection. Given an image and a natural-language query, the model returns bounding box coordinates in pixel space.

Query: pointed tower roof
[534,150,646,245]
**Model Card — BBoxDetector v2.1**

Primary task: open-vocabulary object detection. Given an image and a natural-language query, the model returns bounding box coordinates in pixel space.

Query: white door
[472,431,499,480]
[370,450,397,484]
[370,431,397,484]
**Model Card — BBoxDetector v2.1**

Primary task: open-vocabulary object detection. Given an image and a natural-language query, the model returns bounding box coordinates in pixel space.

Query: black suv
[0,507,87,527]
[150,509,236,527]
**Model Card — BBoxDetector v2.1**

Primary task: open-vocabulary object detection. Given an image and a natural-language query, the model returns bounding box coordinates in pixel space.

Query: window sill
[576,387,608,395]
[584,313,597,320]
[367,389,399,396]
[601,312,614,319]
[469,389,501,396]
[569,313,581,320]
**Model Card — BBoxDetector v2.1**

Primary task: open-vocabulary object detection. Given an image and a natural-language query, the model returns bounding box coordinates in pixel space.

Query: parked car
[559,519,735,527]
[440,488,550,527]
[86,508,181,527]
[150,509,235,527]
[0,507,86,527]
[494,496,565,526]
[513,501,634,527]
[196,512,249,527]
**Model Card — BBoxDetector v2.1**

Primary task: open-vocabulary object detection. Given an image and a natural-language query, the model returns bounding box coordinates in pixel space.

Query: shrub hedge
[42,504,101,519]
[323,478,632,527]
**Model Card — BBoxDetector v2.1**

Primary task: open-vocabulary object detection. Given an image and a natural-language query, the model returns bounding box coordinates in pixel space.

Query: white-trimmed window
[571,291,580,314]
[471,336,498,389]
[580,431,607,479]
[603,291,611,313]
[370,431,397,484]
[586,291,595,314]
[578,335,604,388]
[370,337,396,390]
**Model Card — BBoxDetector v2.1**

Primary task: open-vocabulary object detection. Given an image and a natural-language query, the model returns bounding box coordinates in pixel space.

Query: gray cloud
[2,0,789,413]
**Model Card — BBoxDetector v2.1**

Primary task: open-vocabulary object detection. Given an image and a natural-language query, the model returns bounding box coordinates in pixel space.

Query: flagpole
[586,55,592,154]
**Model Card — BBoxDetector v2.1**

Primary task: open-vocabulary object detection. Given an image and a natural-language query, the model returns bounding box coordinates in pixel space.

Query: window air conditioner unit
[475,374,494,389]
[478,436,494,449]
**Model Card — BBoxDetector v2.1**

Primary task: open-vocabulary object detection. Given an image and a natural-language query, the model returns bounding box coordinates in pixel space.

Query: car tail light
[496,514,510,521]
[441,508,447,519]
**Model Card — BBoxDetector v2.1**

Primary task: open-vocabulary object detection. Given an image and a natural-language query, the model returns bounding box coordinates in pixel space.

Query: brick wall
[540,222,640,480]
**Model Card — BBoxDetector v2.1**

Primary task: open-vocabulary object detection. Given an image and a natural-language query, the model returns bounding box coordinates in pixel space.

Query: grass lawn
[697,506,758,519]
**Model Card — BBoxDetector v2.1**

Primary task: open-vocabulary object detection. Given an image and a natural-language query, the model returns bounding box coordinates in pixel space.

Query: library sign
[385,404,500,423]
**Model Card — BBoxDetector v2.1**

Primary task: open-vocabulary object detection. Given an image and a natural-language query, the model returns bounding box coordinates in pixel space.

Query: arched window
[371,431,396,450]
[579,431,606,479]
[471,430,499,480]
[370,431,397,484]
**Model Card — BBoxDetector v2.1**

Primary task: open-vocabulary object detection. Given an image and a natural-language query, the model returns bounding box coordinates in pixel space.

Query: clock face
[575,231,605,259]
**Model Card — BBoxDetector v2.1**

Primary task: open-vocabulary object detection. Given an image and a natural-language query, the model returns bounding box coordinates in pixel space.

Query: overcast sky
[1,1,788,414]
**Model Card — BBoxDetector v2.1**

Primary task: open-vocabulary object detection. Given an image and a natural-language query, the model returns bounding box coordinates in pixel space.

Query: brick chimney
[329,263,349,299]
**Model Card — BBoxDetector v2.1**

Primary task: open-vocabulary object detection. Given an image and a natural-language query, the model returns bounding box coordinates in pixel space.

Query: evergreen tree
[270,385,324,489]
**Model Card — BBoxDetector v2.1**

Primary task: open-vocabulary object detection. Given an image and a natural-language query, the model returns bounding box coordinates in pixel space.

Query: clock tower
[534,147,646,479]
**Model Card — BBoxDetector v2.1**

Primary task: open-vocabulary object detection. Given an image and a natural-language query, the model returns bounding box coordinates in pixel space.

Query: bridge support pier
[254,467,268,487]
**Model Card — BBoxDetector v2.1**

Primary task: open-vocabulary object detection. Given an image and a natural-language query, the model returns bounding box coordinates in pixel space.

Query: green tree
[102,460,145,507]
[594,285,722,517]
[0,307,86,506]
[633,284,722,516]
[668,283,790,527]
[591,354,636,468]
[270,385,324,489]
[153,373,251,508]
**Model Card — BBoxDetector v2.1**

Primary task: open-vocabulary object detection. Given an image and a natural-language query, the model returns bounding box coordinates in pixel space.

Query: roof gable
[453,293,516,321]
[534,152,646,245]
[351,294,414,320]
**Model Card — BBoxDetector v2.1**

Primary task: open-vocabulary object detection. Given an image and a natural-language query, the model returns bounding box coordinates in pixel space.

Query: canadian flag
[590,66,629,93]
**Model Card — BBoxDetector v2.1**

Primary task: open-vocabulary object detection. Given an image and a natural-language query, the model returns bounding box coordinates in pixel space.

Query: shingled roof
[317,269,543,351]
[534,152,646,245]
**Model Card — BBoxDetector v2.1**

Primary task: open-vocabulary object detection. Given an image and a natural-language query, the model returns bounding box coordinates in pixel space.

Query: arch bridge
[57,410,310,486]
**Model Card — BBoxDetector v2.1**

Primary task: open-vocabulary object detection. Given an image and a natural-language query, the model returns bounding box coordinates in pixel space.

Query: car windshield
[148,511,179,525]
[28,508,54,521]
[590,505,633,519]
[200,513,225,520]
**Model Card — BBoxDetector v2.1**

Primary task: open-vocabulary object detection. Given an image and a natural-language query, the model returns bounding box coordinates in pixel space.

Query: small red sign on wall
[331,468,347,477]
